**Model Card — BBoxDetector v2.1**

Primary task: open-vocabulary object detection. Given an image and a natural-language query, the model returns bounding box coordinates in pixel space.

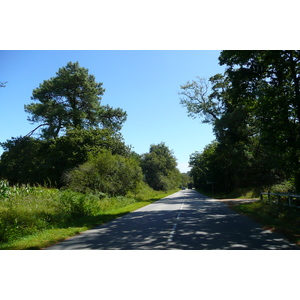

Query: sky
[0,50,226,172]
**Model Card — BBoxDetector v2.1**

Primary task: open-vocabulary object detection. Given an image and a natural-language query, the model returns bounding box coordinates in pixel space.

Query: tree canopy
[0,128,129,187]
[141,142,181,191]
[181,50,300,193]
[25,62,127,139]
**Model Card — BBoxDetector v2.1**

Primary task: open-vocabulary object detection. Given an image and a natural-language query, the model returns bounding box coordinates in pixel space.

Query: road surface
[45,189,299,250]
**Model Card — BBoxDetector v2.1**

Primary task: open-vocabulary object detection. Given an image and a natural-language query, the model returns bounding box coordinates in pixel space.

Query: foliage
[179,76,221,123]
[126,181,179,201]
[268,180,296,194]
[0,185,135,243]
[0,128,129,187]
[219,50,300,191]
[24,61,127,139]
[180,172,193,188]
[141,142,181,191]
[182,51,300,194]
[0,136,49,185]
[0,183,178,249]
[0,180,34,199]
[43,128,130,187]
[65,150,143,196]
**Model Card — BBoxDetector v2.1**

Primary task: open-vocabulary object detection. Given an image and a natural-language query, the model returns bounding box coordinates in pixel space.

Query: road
[45,189,299,250]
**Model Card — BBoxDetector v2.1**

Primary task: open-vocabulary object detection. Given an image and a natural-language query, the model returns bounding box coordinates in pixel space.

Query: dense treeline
[0,62,184,195]
[180,50,300,194]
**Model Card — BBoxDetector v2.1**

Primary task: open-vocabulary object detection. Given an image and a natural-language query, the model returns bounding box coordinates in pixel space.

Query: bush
[269,180,296,194]
[0,128,129,187]
[0,186,137,243]
[65,150,143,196]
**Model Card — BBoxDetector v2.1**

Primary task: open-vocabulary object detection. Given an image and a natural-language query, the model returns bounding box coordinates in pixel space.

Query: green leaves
[179,76,219,123]
[65,150,143,196]
[141,143,180,191]
[184,51,300,193]
[25,61,127,139]
[0,128,129,187]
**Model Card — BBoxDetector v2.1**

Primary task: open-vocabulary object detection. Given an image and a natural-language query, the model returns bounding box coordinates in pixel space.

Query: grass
[197,187,260,199]
[0,181,179,250]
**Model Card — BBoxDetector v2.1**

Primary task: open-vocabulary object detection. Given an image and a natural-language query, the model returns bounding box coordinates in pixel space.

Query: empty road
[46,189,299,250]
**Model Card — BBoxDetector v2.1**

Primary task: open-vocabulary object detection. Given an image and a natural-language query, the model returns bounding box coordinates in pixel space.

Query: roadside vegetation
[0,62,187,249]
[202,180,300,246]
[0,180,179,249]
[3,52,300,248]
[181,51,300,196]
[179,51,300,244]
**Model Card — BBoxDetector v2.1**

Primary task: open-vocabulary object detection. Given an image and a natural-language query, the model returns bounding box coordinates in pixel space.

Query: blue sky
[0,50,226,172]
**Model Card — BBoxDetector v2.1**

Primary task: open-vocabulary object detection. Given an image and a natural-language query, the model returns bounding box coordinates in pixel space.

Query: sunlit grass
[0,181,179,250]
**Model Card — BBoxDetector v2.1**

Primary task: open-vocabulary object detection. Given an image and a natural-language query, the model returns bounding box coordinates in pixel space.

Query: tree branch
[25,123,50,137]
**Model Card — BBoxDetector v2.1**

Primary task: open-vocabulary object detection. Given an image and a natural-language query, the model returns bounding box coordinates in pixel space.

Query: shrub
[0,186,127,243]
[65,150,143,196]
[269,180,296,194]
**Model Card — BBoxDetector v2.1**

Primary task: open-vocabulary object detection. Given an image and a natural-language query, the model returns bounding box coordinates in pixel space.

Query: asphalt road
[45,189,299,250]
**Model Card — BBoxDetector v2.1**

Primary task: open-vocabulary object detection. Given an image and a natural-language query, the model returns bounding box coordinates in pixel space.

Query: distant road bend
[46,190,299,250]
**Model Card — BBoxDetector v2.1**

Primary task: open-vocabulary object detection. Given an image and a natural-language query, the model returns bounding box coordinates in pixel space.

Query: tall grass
[0,181,135,243]
[0,180,179,247]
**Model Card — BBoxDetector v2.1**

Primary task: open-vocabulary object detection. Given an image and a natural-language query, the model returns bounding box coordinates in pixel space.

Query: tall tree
[180,73,255,190]
[141,142,180,191]
[25,62,127,139]
[219,50,300,190]
[179,76,223,123]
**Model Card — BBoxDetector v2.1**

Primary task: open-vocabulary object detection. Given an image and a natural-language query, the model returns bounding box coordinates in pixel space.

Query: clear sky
[0,50,226,172]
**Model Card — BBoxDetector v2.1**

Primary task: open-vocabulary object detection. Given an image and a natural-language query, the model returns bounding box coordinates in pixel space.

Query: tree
[25,62,127,139]
[179,76,223,123]
[189,141,224,191]
[180,51,300,193]
[141,143,180,191]
[0,136,49,185]
[180,73,255,191]
[180,172,193,188]
[219,50,300,190]
[0,128,129,186]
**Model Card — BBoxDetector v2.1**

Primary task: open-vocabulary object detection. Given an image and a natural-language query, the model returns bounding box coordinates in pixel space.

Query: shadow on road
[46,190,299,250]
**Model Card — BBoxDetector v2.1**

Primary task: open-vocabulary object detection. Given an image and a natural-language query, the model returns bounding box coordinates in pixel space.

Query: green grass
[0,181,179,250]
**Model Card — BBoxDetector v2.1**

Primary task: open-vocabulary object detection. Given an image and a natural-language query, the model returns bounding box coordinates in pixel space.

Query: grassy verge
[0,182,179,250]
[198,187,260,199]
[229,201,300,245]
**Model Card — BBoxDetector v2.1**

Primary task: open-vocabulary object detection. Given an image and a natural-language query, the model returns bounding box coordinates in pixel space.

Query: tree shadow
[46,190,300,250]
